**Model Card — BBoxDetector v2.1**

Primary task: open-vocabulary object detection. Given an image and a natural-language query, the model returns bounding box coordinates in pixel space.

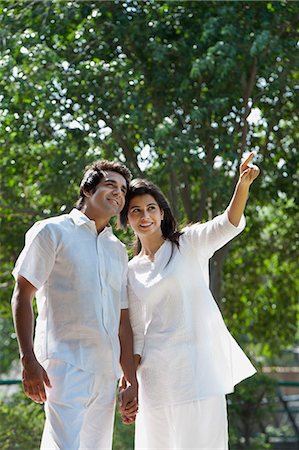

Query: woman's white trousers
[135,396,228,450]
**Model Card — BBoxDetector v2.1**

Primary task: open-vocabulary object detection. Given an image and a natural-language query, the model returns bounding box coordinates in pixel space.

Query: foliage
[0,376,290,450]
[228,372,277,450]
[0,5,297,450]
[0,0,298,381]
[223,198,299,356]
[113,410,134,450]
[0,388,134,450]
[0,314,18,374]
[0,390,44,449]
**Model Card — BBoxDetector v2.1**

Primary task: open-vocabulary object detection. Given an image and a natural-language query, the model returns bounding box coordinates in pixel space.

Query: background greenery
[0,1,298,448]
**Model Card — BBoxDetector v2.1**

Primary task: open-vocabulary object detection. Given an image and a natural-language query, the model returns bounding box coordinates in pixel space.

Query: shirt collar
[69,208,113,236]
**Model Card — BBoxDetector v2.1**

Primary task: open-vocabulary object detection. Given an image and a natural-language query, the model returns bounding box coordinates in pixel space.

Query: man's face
[84,171,127,219]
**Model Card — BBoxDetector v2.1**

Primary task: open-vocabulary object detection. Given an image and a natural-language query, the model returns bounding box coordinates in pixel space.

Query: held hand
[120,398,138,424]
[239,152,260,187]
[118,379,138,424]
[21,353,51,404]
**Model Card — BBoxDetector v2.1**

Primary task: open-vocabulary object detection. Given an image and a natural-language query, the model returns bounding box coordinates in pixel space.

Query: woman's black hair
[120,179,182,255]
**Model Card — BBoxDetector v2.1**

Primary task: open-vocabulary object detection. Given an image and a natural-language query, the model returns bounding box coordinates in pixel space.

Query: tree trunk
[179,163,194,222]
[198,142,214,221]
[168,168,179,219]
[209,244,230,309]
[241,58,257,152]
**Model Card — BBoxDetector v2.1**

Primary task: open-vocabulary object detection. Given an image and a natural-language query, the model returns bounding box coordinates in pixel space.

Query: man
[11,160,137,449]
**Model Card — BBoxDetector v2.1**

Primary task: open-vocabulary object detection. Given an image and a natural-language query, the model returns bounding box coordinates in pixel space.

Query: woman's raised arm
[227,152,260,227]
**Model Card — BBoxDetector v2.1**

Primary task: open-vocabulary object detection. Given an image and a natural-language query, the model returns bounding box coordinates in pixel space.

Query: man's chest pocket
[107,258,123,292]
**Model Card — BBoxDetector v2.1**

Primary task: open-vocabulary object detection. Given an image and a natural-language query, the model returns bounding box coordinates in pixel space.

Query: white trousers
[40,359,116,450]
[135,396,228,450]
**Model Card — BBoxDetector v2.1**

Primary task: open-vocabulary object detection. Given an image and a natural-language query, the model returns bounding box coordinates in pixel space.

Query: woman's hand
[239,152,260,186]
[227,151,260,226]
[118,376,138,425]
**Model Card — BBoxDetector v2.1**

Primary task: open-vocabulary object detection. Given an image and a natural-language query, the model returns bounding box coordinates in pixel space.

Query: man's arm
[119,308,138,423]
[11,275,51,403]
[227,152,260,226]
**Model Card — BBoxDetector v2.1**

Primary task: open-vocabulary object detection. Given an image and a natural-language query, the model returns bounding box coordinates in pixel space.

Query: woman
[120,153,259,449]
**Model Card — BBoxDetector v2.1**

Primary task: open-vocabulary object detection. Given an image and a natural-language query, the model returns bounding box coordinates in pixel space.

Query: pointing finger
[241,151,254,168]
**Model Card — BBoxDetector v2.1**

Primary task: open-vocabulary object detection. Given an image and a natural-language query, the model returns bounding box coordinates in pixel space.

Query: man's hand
[11,275,51,404]
[21,353,51,404]
[118,377,138,424]
[239,152,260,186]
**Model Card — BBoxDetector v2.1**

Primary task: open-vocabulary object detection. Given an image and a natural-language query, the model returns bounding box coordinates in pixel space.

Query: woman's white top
[128,211,256,408]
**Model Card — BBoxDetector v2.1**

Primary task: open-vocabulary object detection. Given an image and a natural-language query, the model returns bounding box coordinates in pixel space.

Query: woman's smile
[128,194,164,237]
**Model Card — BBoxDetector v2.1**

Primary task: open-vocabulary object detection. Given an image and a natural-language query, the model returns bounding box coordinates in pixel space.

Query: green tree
[0,0,298,372]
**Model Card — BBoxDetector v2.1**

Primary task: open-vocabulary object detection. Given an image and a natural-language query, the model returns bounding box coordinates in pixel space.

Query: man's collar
[69,208,91,226]
[69,208,112,236]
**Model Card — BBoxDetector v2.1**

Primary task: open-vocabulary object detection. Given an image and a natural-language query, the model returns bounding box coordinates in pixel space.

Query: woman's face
[127,194,164,238]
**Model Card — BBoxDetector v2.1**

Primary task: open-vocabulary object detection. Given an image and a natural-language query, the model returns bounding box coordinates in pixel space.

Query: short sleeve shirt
[128,211,256,407]
[13,209,128,378]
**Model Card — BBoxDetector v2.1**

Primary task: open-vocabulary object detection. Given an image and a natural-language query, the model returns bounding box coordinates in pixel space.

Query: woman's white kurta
[128,211,256,408]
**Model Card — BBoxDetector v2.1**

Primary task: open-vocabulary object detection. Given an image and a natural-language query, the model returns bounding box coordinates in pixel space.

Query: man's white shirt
[13,208,128,378]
